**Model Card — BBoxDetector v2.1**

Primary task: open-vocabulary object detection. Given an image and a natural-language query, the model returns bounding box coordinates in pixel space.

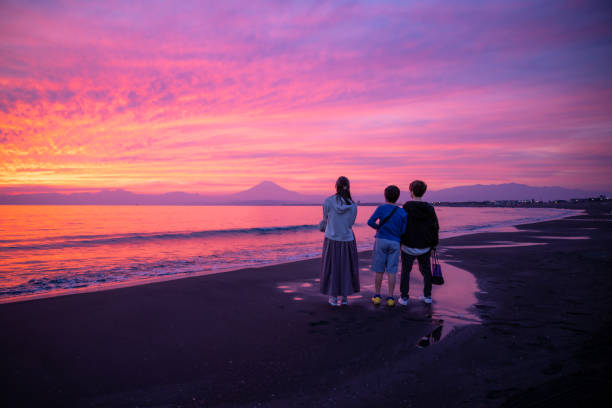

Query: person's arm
[349,202,358,227]
[402,202,409,218]
[319,199,330,232]
[431,207,439,248]
[322,199,329,223]
[401,203,410,238]
[367,207,380,230]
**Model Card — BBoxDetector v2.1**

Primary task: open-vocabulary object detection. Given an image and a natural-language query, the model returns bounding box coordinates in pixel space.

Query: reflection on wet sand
[417,323,443,348]
[276,254,482,347]
[563,218,612,222]
[444,242,547,249]
[532,236,590,240]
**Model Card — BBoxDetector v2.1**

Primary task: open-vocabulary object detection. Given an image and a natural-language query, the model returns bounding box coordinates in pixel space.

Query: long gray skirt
[320,238,360,296]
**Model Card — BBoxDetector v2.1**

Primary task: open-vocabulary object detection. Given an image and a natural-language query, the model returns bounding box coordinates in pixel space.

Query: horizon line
[0,181,609,197]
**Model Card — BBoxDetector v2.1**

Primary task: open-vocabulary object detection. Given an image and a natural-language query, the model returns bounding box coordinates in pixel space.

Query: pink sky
[1,0,611,195]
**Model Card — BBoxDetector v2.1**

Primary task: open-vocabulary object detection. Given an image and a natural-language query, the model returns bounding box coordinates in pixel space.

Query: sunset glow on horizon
[1,0,611,195]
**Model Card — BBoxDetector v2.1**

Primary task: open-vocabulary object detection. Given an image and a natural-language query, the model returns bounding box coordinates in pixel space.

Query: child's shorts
[372,238,401,274]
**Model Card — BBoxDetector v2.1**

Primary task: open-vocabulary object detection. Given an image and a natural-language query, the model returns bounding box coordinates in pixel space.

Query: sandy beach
[1,211,610,407]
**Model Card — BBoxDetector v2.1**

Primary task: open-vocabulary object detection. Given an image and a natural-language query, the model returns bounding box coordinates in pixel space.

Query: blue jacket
[367,204,407,243]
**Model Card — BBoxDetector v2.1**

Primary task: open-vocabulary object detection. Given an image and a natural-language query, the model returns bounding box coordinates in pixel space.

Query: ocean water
[0,205,578,301]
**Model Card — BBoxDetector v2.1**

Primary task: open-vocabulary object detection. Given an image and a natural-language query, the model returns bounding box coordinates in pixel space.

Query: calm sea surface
[0,205,577,301]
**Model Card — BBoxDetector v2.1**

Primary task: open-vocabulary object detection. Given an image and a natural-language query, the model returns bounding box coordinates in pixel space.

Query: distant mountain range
[0,181,324,205]
[423,183,607,202]
[0,181,607,205]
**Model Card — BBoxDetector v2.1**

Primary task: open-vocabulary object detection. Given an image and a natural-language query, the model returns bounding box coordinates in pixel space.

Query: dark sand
[1,212,611,407]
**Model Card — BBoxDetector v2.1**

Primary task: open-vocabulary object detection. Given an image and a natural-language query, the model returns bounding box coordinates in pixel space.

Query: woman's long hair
[335,176,353,205]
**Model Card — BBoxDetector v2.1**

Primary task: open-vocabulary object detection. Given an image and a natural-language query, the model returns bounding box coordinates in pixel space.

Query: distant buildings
[433,195,610,209]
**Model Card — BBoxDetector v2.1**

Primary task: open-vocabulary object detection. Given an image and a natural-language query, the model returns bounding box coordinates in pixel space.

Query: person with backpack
[398,180,440,305]
[367,185,407,307]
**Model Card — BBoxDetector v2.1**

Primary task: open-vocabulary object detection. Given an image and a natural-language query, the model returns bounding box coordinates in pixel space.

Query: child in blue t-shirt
[367,185,407,307]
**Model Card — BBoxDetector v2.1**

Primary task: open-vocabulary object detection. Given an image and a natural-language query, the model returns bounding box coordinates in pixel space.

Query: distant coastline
[431,196,611,212]
[1,198,610,211]
[1,181,608,207]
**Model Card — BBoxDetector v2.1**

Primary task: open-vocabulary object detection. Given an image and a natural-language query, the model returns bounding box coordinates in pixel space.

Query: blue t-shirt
[367,204,407,243]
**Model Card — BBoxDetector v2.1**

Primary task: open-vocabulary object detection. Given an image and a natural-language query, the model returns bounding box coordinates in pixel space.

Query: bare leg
[388,273,396,297]
[374,272,384,294]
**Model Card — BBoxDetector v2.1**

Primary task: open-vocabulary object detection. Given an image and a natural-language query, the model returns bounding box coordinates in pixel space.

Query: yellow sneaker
[386,297,395,307]
[371,294,381,305]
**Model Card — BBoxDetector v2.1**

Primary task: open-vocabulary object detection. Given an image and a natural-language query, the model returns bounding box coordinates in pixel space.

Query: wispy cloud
[1,0,611,194]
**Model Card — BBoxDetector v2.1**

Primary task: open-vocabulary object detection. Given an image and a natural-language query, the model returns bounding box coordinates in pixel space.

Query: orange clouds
[1,0,611,194]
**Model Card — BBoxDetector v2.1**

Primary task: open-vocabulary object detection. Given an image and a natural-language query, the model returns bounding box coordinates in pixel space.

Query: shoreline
[1,211,610,407]
[0,208,583,305]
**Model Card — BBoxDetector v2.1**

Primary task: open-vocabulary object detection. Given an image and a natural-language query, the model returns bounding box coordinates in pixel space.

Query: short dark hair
[384,185,400,203]
[409,180,427,197]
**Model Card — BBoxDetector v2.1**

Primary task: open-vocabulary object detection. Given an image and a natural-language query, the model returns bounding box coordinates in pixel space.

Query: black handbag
[431,249,444,285]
